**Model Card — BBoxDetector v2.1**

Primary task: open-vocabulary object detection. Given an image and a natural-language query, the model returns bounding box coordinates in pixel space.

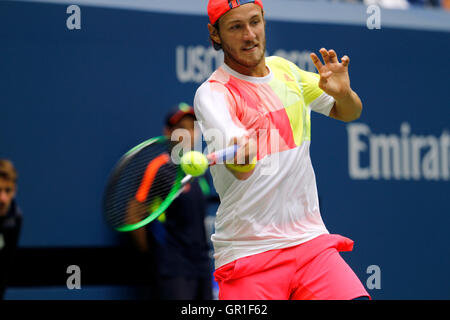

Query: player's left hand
[310,48,352,100]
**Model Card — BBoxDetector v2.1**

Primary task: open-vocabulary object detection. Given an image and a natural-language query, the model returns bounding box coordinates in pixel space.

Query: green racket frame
[105,136,185,232]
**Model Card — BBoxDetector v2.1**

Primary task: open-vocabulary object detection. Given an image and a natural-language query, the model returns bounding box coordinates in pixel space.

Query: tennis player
[193,0,370,300]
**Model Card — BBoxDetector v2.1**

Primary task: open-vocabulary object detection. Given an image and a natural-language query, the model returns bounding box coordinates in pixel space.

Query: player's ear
[208,23,221,46]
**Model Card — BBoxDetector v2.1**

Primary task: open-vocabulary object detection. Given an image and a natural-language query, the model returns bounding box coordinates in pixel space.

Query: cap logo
[228,0,255,9]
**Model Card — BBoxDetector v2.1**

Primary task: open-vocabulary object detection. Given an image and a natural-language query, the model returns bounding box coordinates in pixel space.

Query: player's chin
[238,54,264,69]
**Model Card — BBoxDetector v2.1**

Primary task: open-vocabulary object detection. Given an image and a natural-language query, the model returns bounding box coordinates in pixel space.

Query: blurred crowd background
[298,0,449,10]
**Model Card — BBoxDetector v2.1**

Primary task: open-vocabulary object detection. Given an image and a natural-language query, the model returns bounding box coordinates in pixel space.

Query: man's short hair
[0,159,18,183]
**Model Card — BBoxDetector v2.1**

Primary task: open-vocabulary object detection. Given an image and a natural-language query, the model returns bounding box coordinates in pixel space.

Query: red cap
[208,0,264,25]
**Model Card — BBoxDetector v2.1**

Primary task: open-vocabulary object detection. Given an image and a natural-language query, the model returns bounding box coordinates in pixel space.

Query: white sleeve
[309,92,335,116]
[194,82,248,153]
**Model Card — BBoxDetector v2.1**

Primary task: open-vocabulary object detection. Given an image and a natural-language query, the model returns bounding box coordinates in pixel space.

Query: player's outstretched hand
[310,48,352,100]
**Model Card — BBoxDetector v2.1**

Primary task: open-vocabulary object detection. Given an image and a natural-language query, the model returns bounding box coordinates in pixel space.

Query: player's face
[215,4,266,76]
[0,178,16,216]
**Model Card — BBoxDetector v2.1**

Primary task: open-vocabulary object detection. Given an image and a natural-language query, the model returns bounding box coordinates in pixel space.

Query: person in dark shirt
[130,103,213,300]
[0,159,22,300]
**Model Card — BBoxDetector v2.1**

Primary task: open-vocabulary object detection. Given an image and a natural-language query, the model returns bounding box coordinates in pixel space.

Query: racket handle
[207,145,238,165]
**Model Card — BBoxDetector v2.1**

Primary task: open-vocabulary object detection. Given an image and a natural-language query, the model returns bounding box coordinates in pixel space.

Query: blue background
[0,1,449,299]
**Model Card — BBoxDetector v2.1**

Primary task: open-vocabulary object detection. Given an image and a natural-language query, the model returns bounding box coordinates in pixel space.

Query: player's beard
[222,37,266,72]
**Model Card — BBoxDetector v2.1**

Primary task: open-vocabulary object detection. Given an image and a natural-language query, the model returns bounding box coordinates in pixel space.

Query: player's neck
[224,56,269,78]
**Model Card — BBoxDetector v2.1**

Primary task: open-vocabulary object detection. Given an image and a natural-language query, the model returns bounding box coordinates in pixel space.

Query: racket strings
[106,171,177,226]
[107,178,176,225]
[107,167,177,225]
[104,141,182,229]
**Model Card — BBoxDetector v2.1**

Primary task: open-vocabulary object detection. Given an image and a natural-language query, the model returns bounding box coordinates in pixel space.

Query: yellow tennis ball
[180,151,208,177]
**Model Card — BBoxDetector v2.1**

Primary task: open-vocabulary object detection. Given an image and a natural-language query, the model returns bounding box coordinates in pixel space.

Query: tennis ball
[180,151,208,177]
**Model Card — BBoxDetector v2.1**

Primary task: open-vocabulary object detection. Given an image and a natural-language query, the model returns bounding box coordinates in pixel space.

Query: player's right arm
[194,81,256,180]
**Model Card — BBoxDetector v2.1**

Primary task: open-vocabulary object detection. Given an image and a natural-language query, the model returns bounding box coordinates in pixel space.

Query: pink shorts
[214,234,370,300]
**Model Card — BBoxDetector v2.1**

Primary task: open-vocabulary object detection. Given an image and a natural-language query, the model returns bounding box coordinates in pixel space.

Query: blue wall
[1,1,449,299]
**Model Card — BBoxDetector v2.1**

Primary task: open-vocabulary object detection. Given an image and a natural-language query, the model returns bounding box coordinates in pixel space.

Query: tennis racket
[103,136,237,232]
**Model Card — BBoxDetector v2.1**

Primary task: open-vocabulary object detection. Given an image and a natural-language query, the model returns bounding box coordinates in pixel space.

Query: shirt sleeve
[194,81,248,153]
[288,61,335,116]
[309,92,335,116]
